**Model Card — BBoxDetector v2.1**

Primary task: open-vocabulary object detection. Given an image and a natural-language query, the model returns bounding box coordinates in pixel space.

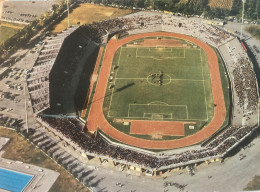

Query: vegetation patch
[0,26,19,44]
[208,0,233,10]
[245,25,260,41]
[244,175,260,191]
[0,21,24,44]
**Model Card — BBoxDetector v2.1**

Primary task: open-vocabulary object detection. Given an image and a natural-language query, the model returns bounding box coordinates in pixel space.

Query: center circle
[147,73,171,86]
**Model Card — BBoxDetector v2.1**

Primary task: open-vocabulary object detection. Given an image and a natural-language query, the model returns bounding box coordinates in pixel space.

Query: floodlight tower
[67,0,70,27]
[240,0,246,39]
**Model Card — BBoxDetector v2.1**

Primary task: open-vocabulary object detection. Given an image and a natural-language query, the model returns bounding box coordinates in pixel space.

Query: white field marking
[129,103,187,107]
[148,101,169,105]
[200,48,209,121]
[148,47,172,52]
[151,114,164,120]
[185,105,188,120]
[143,113,173,115]
[116,116,207,121]
[107,111,112,117]
[143,112,173,119]
[133,47,185,59]
[128,103,187,119]
[122,47,198,60]
[108,47,122,114]
[135,55,185,60]
[184,119,208,121]
[127,103,131,117]
[122,47,191,50]
[116,77,147,80]
[115,77,204,82]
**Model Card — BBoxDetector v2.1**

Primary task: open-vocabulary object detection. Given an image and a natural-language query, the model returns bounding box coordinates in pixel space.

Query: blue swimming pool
[0,167,33,192]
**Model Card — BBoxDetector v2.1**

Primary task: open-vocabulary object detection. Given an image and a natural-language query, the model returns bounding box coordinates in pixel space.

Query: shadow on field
[90,82,135,104]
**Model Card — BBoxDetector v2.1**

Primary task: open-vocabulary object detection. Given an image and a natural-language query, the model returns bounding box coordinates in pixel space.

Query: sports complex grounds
[19,10,259,178]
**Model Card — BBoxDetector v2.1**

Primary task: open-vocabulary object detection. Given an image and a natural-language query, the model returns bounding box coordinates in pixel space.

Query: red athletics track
[86,32,226,149]
[130,120,187,136]
[81,47,104,118]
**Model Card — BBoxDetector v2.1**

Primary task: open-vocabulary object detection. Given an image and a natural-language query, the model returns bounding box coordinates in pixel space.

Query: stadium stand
[27,11,259,175]
[27,26,78,114]
[49,27,99,115]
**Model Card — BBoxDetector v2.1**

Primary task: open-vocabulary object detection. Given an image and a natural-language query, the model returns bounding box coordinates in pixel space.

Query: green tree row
[0,0,68,62]
[76,0,259,20]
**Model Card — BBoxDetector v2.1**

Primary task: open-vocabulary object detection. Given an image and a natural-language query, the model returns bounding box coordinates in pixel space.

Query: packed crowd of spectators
[232,57,258,112]
[218,36,259,128]
[38,116,257,170]
[79,18,125,43]
[233,67,245,107]
[207,126,239,149]
[240,59,259,111]
[48,12,232,48]
[114,12,233,47]
[66,12,232,46]
[213,127,252,155]
[206,126,253,153]
[122,13,162,32]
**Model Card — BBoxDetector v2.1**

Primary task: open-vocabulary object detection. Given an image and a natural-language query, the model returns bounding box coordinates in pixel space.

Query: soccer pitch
[104,37,214,124]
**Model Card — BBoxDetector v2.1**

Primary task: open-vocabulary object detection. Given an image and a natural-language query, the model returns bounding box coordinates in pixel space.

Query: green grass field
[103,37,214,129]
[0,26,19,44]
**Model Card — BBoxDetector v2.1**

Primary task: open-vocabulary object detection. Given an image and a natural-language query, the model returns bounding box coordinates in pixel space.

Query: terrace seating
[27,12,259,171]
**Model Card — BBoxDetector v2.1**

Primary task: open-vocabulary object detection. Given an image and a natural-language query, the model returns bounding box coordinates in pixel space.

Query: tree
[144,0,151,8]
[137,0,145,8]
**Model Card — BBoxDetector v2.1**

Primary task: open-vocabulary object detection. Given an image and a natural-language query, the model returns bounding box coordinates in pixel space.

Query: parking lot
[0,48,40,131]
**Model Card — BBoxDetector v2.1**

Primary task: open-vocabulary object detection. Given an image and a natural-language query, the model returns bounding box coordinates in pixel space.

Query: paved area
[0,47,41,131]
[224,22,260,68]
[1,1,55,24]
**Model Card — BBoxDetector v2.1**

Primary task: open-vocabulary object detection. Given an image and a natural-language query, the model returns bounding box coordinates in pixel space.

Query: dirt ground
[51,3,132,34]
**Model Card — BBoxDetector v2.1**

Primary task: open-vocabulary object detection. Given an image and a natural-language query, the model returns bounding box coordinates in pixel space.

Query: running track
[86,32,226,149]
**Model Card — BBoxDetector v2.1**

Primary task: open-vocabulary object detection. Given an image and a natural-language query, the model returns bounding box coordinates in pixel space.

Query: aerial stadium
[26,11,259,175]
